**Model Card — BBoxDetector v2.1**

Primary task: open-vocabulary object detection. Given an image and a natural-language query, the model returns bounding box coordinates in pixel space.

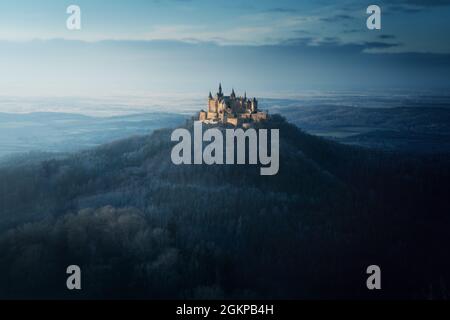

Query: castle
[198,84,268,127]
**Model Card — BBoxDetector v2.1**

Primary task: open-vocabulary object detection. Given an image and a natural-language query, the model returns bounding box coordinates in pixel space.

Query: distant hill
[0,115,449,299]
[0,112,186,158]
[3,95,450,159]
[263,100,450,153]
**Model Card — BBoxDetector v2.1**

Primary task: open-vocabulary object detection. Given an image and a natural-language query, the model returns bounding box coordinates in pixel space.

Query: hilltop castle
[198,84,268,127]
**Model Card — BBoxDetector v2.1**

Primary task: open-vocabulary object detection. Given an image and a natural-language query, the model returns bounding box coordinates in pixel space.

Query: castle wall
[251,112,267,122]
[207,112,218,120]
[208,99,218,113]
[239,113,252,119]
[227,117,239,127]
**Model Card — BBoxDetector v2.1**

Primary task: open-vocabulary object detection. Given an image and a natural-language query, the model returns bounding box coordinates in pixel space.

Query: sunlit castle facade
[198,84,268,127]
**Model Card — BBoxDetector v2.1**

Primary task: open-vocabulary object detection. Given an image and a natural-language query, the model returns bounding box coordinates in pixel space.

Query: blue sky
[0,0,450,96]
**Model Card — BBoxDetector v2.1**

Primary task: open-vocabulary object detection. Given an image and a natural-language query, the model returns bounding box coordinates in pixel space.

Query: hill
[0,115,449,299]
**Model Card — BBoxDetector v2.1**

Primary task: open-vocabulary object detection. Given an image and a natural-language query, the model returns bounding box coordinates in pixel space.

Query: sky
[0,0,450,97]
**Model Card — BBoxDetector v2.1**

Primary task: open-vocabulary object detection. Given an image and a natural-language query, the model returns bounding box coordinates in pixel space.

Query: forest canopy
[0,115,449,299]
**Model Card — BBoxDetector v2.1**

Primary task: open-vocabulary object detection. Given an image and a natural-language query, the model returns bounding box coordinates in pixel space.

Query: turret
[231,88,236,99]
[251,97,258,112]
[218,83,223,97]
[209,91,213,100]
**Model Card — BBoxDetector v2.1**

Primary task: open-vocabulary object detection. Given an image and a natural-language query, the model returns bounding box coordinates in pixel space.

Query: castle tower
[251,97,258,112]
[218,83,223,97]
[231,88,236,99]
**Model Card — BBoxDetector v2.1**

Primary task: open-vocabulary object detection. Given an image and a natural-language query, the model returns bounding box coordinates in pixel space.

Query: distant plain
[1,91,450,160]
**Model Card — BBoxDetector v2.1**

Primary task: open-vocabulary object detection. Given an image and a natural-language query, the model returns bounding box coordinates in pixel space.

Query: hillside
[0,115,449,299]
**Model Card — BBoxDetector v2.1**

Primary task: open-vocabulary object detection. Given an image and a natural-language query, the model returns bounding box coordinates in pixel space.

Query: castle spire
[231,88,236,99]
[218,83,223,96]
[209,91,213,99]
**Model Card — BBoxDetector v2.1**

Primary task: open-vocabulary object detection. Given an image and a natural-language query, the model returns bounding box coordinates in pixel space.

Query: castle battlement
[198,83,268,127]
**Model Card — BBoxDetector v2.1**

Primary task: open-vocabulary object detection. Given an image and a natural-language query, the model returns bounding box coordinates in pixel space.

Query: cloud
[279,35,400,52]
[397,0,450,6]
[263,7,299,14]
[280,36,315,46]
[320,14,355,23]
[386,4,423,13]
[343,29,360,34]
[2,38,450,95]
[363,41,402,49]
[383,0,450,14]
[378,35,397,40]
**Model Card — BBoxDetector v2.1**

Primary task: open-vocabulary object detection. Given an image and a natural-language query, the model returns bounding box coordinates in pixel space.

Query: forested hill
[0,115,449,299]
